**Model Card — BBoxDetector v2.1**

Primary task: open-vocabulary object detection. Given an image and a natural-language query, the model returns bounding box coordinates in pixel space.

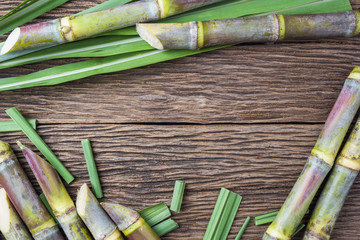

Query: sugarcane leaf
[76,0,134,15]
[0,0,135,63]
[0,0,351,68]
[0,0,352,91]
[105,0,352,36]
[0,0,34,21]
[0,46,226,91]
[0,36,153,69]
[0,0,69,36]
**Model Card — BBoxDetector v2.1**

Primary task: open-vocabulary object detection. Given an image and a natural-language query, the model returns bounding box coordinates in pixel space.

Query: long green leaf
[0,46,225,91]
[0,37,153,69]
[0,0,69,36]
[0,0,352,91]
[105,0,352,36]
[0,0,350,68]
[77,0,134,15]
[0,0,34,21]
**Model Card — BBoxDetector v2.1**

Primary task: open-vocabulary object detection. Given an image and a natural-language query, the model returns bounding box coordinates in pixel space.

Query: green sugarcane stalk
[76,184,124,240]
[102,202,161,240]
[1,0,222,54]
[136,10,360,49]
[263,67,360,240]
[0,188,32,240]
[0,141,64,240]
[18,142,93,240]
[303,116,360,240]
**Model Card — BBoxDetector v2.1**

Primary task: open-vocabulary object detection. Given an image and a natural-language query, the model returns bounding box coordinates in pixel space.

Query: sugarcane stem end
[76,184,88,216]
[1,28,20,55]
[0,189,10,233]
[136,24,164,50]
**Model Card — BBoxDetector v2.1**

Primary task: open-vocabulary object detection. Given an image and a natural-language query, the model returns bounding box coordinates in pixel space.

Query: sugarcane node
[0,141,15,162]
[303,229,328,240]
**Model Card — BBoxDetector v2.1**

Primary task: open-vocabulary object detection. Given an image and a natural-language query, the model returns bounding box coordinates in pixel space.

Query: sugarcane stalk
[0,188,32,240]
[1,0,221,54]
[102,202,161,240]
[0,141,64,240]
[303,116,360,240]
[18,142,93,240]
[136,10,360,49]
[76,184,124,240]
[263,67,360,240]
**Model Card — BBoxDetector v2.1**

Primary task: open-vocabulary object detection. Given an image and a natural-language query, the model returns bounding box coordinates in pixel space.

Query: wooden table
[1,1,360,239]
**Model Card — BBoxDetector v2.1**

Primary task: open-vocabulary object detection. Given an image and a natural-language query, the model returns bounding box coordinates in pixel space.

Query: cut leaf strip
[170,180,186,213]
[82,139,103,199]
[0,119,36,132]
[235,216,251,240]
[203,188,242,240]
[0,0,69,36]
[152,218,179,237]
[139,202,172,227]
[5,107,74,183]
[292,223,306,237]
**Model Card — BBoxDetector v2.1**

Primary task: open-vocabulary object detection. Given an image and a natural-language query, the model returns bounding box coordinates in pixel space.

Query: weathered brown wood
[0,2,359,124]
[0,1,360,240]
[0,124,359,240]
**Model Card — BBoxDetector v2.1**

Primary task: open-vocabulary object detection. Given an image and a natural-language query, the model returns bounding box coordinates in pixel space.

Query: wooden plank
[0,2,359,124]
[0,124,359,239]
[0,43,359,124]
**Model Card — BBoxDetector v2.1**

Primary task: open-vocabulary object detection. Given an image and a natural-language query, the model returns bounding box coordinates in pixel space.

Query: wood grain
[0,2,360,124]
[0,124,359,240]
[0,0,360,239]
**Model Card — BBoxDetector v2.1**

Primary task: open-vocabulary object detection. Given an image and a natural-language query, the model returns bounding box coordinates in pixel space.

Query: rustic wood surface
[1,0,360,239]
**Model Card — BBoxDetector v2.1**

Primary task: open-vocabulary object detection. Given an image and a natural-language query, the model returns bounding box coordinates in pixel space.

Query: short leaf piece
[170,180,186,213]
[82,139,103,198]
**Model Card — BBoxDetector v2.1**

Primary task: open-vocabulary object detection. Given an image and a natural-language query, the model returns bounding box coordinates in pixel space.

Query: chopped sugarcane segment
[137,11,360,49]
[263,67,360,240]
[0,141,64,240]
[304,115,360,240]
[1,0,221,54]
[77,184,123,240]
[0,188,32,240]
[102,202,160,240]
[19,142,92,240]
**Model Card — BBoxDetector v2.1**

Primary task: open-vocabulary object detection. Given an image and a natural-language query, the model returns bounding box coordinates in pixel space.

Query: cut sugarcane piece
[0,141,64,240]
[18,142,92,240]
[137,10,360,49]
[1,0,221,54]
[77,184,123,240]
[102,202,160,240]
[263,67,360,240]
[0,188,32,240]
[304,115,360,240]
